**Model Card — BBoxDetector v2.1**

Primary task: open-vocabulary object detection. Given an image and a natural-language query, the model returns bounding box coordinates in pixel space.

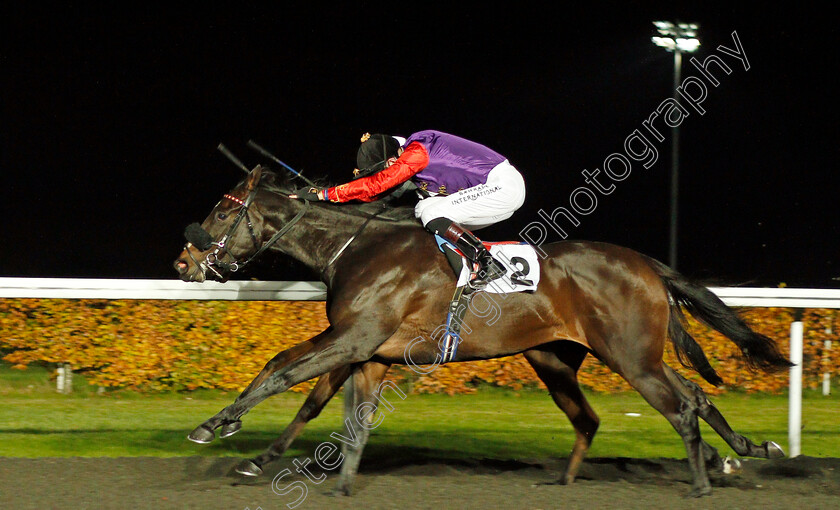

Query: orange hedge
[1,299,837,395]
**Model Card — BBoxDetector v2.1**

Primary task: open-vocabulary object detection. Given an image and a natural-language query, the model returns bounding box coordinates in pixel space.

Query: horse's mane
[252,167,420,225]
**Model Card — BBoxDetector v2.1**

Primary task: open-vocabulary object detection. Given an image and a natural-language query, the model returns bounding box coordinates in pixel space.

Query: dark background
[2,4,837,287]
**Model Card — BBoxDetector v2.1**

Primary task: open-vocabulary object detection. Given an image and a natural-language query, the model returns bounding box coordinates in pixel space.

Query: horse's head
[174,165,308,282]
[174,165,265,282]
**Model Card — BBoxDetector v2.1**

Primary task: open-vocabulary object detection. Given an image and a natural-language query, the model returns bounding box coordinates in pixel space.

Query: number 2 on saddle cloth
[433,235,539,363]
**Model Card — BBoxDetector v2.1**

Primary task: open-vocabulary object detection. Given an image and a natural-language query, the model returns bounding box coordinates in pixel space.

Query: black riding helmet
[354,133,401,179]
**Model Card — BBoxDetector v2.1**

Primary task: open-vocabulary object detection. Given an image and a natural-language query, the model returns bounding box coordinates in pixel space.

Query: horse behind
[174,165,791,497]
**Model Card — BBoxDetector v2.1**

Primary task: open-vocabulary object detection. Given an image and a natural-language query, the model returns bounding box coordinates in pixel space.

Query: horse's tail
[644,256,793,386]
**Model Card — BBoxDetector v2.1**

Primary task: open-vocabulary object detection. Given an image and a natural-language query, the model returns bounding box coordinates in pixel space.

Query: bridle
[185,176,309,280]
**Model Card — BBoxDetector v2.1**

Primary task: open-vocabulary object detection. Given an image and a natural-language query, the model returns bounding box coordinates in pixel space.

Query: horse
[174,165,791,497]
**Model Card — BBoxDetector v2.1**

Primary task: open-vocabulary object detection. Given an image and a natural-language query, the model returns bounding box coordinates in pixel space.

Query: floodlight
[676,38,700,52]
[653,20,674,32]
[652,37,677,50]
[650,20,701,270]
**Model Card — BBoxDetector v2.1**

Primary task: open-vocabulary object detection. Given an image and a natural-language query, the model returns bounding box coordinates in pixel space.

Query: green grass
[1,363,838,460]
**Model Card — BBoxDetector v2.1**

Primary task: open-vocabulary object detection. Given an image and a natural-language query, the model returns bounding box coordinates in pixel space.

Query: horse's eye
[217,212,228,221]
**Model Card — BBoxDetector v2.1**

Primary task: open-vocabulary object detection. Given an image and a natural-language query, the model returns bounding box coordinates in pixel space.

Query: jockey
[292,130,526,288]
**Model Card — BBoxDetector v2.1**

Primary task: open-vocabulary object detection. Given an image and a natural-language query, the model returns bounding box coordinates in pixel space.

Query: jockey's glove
[291,187,324,201]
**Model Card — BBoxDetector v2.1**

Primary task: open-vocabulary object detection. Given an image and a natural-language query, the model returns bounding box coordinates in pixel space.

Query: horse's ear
[246,165,263,191]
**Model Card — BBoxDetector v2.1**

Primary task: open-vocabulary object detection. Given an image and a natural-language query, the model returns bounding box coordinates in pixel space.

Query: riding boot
[427,218,506,288]
[461,236,506,288]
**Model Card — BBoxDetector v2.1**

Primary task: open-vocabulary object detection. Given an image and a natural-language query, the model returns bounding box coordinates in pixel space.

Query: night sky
[3,5,838,287]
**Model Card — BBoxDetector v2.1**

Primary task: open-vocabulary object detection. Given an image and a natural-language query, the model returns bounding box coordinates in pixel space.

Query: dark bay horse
[174,165,791,497]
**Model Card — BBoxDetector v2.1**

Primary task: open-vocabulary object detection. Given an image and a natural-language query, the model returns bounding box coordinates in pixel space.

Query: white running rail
[0,278,327,301]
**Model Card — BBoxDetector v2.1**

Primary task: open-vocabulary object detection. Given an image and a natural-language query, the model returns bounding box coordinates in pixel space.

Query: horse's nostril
[174,259,188,274]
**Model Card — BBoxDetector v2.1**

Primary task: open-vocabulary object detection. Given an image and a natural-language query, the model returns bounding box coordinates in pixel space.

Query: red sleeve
[325,142,429,202]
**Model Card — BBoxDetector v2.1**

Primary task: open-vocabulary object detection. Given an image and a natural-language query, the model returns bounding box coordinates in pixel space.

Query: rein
[188,184,310,279]
[325,207,386,267]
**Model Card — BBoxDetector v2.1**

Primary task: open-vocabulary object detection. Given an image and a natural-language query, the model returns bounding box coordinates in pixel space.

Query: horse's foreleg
[235,331,326,398]
[235,363,356,476]
[189,327,384,442]
[664,365,785,460]
[523,344,599,485]
[187,328,329,444]
[333,361,391,496]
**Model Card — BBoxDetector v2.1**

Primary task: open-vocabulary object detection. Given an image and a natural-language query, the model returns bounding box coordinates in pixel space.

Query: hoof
[187,424,216,444]
[327,487,351,497]
[328,480,352,497]
[765,441,785,459]
[687,485,712,498]
[220,420,242,438]
[533,479,569,487]
[722,456,742,474]
[235,459,263,477]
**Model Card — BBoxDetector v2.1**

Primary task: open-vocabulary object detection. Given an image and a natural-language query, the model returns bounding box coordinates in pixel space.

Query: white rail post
[788,309,804,457]
[824,339,832,396]
[824,311,834,396]
[55,363,73,394]
[56,365,65,393]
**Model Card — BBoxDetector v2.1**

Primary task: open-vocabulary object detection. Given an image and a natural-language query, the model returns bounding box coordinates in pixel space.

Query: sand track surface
[1,455,838,509]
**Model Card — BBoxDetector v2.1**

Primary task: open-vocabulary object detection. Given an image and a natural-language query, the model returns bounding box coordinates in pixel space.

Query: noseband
[185,185,309,279]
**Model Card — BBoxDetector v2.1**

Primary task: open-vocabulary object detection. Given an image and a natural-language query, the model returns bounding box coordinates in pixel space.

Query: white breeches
[414,160,526,230]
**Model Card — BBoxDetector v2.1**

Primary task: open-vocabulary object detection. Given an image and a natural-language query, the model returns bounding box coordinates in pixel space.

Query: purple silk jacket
[404,130,507,195]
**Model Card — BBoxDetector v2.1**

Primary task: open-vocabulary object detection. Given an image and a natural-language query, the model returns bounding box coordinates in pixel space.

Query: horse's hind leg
[524,343,599,485]
[235,363,357,476]
[333,361,392,496]
[616,359,711,497]
[664,365,785,459]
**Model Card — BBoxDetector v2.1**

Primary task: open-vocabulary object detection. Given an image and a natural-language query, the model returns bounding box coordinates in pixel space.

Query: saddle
[434,236,541,363]
[435,237,540,293]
